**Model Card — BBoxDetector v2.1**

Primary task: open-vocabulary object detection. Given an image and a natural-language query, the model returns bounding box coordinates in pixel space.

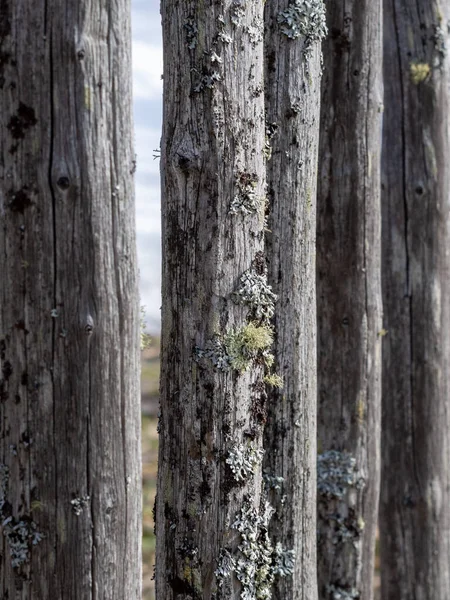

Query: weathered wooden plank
[263,0,326,597]
[0,1,141,597]
[317,1,383,598]
[156,1,275,598]
[380,1,450,597]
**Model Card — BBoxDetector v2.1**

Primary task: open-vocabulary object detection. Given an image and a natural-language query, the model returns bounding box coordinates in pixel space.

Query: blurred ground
[141,340,159,600]
[140,339,381,600]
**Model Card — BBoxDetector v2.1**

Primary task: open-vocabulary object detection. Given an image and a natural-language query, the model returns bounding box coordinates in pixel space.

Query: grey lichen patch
[70,495,90,516]
[222,499,295,599]
[231,0,245,27]
[217,29,233,44]
[327,584,360,599]
[193,70,222,93]
[232,267,277,323]
[195,335,231,371]
[230,172,261,215]
[410,62,431,84]
[0,464,9,496]
[210,50,223,64]
[325,510,365,545]
[215,548,237,587]
[317,450,365,499]
[264,121,278,160]
[2,517,43,568]
[272,542,295,577]
[433,23,447,65]
[226,443,264,483]
[193,47,225,93]
[318,449,366,585]
[184,17,198,50]
[245,17,264,47]
[278,0,327,44]
[217,14,233,44]
[0,463,43,568]
[263,472,285,492]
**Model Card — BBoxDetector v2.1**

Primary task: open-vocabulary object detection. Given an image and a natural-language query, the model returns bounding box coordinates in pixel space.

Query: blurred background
[131,1,161,598]
[141,339,159,600]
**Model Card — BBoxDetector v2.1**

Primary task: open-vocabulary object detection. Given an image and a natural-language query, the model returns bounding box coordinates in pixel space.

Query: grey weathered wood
[0,1,141,598]
[263,1,325,598]
[380,2,450,598]
[156,1,281,599]
[316,1,383,598]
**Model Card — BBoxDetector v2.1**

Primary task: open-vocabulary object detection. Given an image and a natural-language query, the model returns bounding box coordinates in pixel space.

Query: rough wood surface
[380,1,450,598]
[263,1,324,598]
[316,1,383,598]
[157,1,278,598]
[0,1,141,598]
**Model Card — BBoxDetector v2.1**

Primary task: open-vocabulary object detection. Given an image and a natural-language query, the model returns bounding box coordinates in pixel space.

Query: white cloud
[135,183,161,234]
[132,2,162,43]
[132,41,163,100]
[134,126,161,176]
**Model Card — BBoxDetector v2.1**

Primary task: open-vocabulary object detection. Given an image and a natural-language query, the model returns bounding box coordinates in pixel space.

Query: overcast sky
[132,0,162,333]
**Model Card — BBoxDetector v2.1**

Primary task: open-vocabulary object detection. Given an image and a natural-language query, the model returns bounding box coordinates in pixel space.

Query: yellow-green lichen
[264,373,284,388]
[356,398,365,424]
[183,562,203,594]
[410,62,430,84]
[224,322,274,372]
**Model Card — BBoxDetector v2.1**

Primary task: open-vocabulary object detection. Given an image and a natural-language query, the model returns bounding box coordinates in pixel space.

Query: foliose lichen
[193,71,222,93]
[71,495,90,516]
[230,172,261,215]
[2,517,43,568]
[195,335,231,371]
[232,268,277,323]
[272,542,295,577]
[231,0,245,27]
[245,17,264,47]
[184,17,198,50]
[217,14,233,44]
[326,510,365,545]
[433,24,447,65]
[263,472,285,492]
[317,450,365,499]
[278,0,327,44]
[210,50,223,64]
[215,548,237,586]
[226,443,264,483]
[264,122,278,160]
[217,499,295,599]
[0,463,43,568]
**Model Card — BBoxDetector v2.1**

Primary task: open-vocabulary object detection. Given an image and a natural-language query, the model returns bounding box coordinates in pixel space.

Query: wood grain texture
[0,1,141,598]
[263,1,323,598]
[317,1,383,598]
[380,1,450,597]
[157,1,270,598]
